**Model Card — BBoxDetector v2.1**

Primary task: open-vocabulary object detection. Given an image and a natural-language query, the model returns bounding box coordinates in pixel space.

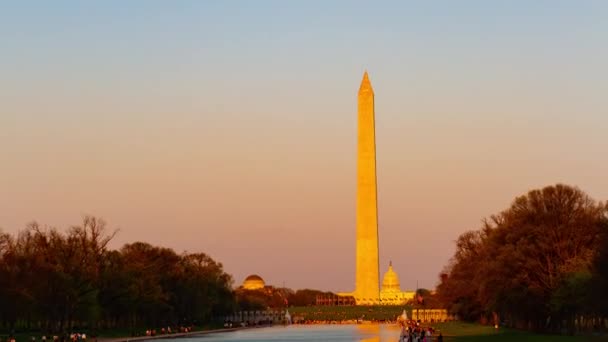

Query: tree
[287,289,326,307]
[0,216,237,334]
[438,184,608,332]
[590,213,608,317]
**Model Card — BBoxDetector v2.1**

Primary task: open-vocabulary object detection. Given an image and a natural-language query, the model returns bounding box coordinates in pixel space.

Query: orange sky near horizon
[1,2,607,292]
[2,71,606,291]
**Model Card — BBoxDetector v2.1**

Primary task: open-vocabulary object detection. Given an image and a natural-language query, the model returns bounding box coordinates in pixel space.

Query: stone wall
[410,309,454,322]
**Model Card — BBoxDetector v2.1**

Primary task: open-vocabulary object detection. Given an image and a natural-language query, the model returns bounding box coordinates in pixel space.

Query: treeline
[288,305,406,322]
[0,216,235,334]
[236,287,441,311]
[438,184,608,333]
[236,288,333,310]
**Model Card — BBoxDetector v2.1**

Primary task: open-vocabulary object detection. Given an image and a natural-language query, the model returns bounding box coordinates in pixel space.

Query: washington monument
[338,72,411,305]
[354,71,380,304]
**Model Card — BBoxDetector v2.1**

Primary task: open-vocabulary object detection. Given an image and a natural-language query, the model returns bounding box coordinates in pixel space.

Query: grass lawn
[289,305,409,321]
[432,321,608,341]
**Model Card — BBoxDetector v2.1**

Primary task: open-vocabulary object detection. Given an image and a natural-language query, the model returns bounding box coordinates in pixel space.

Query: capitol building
[379,262,415,305]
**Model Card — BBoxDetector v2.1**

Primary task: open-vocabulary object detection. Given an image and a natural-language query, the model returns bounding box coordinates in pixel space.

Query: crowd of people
[2,333,89,342]
[144,326,193,337]
[398,320,443,342]
[1,325,198,342]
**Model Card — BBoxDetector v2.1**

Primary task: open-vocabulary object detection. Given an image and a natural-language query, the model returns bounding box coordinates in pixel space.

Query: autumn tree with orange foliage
[437,184,608,333]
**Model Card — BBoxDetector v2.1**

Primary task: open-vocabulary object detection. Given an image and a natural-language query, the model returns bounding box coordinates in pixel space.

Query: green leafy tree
[0,216,237,334]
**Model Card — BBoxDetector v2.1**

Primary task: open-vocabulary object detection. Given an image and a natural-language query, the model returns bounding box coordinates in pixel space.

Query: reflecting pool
[159,325,402,342]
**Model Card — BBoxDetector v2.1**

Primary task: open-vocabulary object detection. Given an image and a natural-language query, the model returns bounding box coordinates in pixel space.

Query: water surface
[168,325,402,342]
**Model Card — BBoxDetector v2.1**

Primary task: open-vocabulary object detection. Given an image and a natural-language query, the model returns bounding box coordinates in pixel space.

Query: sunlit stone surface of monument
[337,72,380,305]
[337,73,414,305]
[354,71,380,305]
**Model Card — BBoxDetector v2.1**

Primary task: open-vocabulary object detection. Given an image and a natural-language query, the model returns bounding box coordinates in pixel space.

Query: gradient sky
[1,1,607,292]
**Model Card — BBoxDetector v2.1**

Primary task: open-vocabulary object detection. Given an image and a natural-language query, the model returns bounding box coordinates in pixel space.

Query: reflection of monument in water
[356,324,380,342]
[337,72,415,305]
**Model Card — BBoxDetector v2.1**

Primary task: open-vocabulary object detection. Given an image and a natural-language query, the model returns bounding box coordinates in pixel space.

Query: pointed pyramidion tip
[359,70,373,93]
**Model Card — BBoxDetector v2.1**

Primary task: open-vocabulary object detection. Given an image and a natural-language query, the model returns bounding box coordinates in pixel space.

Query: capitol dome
[242,274,265,290]
[381,262,401,293]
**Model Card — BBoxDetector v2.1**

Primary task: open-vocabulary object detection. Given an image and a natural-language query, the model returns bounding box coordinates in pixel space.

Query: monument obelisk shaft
[354,71,379,304]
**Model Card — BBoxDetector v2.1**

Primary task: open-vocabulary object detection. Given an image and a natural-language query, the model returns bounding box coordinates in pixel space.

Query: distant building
[379,262,415,304]
[242,274,265,290]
